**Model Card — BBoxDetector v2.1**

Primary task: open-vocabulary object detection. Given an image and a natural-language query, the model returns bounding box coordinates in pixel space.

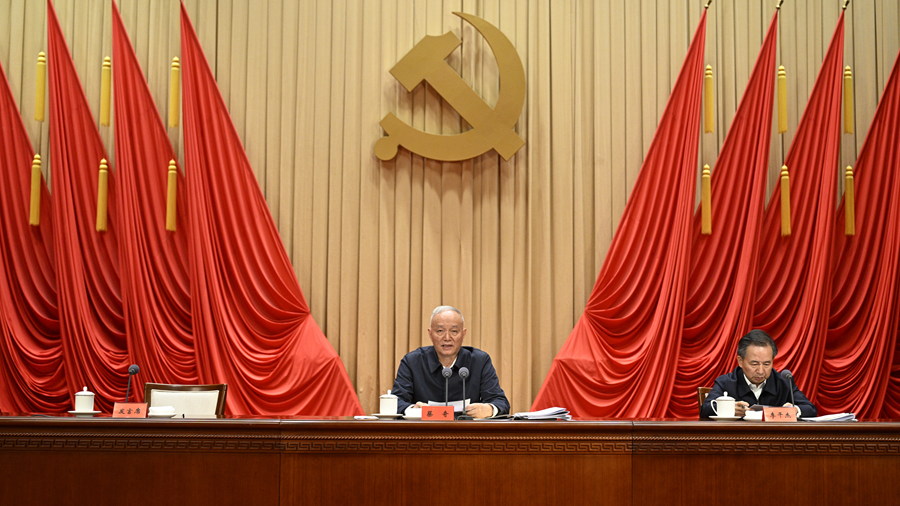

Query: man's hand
[735,401,750,418]
[414,402,428,408]
[465,403,493,419]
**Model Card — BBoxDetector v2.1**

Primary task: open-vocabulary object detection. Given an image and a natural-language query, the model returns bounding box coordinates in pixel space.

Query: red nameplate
[421,406,454,421]
[763,406,797,422]
[112,402,148,418]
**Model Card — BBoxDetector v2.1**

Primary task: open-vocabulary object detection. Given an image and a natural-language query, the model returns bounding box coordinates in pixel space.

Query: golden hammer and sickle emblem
[375,12,526,162]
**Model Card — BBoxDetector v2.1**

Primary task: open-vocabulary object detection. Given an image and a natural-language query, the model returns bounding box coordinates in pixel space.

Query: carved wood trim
[279,435,632,454]
[0,432,281,452]
[632,435,900,455]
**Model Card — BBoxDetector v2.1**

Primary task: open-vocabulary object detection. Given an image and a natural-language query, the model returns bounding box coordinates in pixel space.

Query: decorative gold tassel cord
[96,159,109,232]
[844,166,855,236]
[35,52,46,122]
[169,57,180,127]
[844,66,854,134]
[29,155,42,226]
[701,164,711,235]
[166,160,178,232]
[704,65,714,133]
[777,66,787,133]
[100,56,111,126]
[780,165,791,236]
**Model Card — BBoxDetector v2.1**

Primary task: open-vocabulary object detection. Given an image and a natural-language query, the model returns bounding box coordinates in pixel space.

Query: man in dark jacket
[700,329,816,419]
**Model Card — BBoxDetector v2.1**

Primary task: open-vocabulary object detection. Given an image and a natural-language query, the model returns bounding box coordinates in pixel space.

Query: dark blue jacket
[700,366,817,419]
[391,346,509,415]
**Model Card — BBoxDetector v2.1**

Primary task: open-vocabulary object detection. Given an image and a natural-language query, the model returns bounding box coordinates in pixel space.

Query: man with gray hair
[391,306,509,418]
[700,329,816,419]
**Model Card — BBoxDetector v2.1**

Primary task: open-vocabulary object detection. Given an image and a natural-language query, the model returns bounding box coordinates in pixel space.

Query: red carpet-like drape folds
[531,12,707,418]
[179,3,362,415]
[668,12,779,418]
[46,0,128,412]
[111,1,196,396]
[0,60,67,413]
[824,47,900,418]
[752,13,845,402]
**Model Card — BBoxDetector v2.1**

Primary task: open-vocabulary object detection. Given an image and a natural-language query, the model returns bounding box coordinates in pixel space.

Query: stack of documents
[512,407,571,420]
[801,413,857,422]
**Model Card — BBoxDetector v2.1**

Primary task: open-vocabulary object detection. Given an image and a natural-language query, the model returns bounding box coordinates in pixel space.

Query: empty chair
[143,383,228,417]
[697,387,712,412]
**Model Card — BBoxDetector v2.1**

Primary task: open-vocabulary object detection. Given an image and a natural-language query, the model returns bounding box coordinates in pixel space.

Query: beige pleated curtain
[1,0,898,414]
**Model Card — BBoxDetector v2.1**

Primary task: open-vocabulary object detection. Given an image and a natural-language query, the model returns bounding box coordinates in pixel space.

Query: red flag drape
[47,0,128,412]
[179,3,362,415]
[752,13,845,402]
[111,1,196,396]
[824,47,900,418]
[668,12,779,417]
[531,12,707,418]
[0,59,67,413]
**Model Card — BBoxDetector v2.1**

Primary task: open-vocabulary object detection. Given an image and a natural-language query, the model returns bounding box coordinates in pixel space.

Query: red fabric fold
[752,14,845,402]
[46,0,128,412]
[531,12,707,418]
[0,59,67,413]
[667,13,779,417]
[111,1,197,397]
[824,46,900,418]
[179,2,362,415]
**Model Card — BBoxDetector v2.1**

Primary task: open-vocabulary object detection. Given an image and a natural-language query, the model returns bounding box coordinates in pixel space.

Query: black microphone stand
[457,367,473,420]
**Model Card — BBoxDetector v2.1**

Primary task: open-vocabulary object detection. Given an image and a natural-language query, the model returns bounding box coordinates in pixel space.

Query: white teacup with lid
[379,390,398,415]
[711,391,735,417]
[74,386,95,412]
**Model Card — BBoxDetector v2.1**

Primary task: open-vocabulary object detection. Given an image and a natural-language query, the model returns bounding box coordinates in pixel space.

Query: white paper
[427,399,470,412]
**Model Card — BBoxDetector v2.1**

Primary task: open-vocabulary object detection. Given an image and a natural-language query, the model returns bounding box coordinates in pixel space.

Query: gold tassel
[100,56,111,126]
[29,155,42,226]
[166,160,177,232]
[704,65,714,133]
[777,66,787,133]
[844,166,855,236]
[780,165,791,237]
[35,52,46,122]
[844,66,854,134]
[169,57,180,127]
[701,164,712,235]
[96,159,109,232]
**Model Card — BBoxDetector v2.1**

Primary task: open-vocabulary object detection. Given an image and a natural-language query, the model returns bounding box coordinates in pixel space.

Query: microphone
[781,369,796,408]
[457,367,473,420]
[442,367,452,407]
[125,364,140,402]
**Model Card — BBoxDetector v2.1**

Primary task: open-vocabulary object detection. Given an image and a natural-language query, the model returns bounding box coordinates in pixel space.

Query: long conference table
[1,414,898,505]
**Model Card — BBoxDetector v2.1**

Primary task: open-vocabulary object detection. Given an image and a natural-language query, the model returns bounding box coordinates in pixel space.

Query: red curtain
[823,46,900,418]
[531,12,707,418]
[111,1,197,396]
[46,0,129,413]
[179,3,363,416]
[0,59,67,413]
[751,14,845,403]
[667,12,779,418]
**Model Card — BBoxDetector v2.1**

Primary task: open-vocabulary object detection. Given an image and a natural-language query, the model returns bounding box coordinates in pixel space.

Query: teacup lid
[380,389,397,399]
[717,391,734,401]
[75,386,94,396]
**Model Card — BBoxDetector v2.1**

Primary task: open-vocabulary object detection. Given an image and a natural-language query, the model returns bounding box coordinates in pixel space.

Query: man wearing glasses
[391,306,509,419]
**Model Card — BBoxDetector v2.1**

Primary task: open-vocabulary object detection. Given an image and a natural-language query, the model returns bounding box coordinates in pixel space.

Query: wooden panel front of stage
[1,417,898,505]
